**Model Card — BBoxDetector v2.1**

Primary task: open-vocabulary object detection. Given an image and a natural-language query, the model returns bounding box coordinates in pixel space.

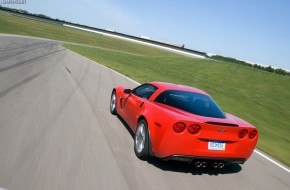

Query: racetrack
[0,35,289,190]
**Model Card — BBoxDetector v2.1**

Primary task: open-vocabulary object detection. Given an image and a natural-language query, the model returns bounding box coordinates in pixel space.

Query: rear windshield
[154,90,226,118]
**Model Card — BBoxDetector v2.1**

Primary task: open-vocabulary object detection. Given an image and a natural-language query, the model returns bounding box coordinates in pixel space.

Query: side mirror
[124,89,132,94]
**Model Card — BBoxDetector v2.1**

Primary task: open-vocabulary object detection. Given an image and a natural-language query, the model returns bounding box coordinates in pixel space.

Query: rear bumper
[163,155,246,164]
[148,120,258,161]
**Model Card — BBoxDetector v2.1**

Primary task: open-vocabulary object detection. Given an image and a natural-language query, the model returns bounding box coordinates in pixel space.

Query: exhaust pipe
[201,162,207,168]
[218,162,225,169]
[195,161,202,168]
[212,162,219,168]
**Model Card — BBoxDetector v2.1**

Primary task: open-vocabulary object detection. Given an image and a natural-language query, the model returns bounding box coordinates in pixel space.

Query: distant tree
[34,14,51,19]
[212,55,289,77]
[253,64,261,69]
[265,66,275,73]
[274,68,287,76]
[19,9,28,14]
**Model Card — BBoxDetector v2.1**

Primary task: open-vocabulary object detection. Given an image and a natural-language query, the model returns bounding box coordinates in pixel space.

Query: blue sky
[4,0,290,70]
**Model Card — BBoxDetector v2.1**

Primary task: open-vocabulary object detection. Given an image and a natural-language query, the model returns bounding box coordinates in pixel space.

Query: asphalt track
[0,35,289,190]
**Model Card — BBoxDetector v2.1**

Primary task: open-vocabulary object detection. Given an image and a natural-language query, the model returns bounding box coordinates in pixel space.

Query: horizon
[2,0,290,71]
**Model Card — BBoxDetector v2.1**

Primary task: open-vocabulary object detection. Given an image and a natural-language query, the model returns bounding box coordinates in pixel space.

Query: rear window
[154,90,226,118]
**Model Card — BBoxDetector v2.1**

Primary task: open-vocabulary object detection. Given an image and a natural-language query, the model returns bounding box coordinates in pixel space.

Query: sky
[3,0,290,70]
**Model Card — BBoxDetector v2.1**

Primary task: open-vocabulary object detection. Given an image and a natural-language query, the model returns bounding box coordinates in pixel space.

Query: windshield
[154,90,226,118]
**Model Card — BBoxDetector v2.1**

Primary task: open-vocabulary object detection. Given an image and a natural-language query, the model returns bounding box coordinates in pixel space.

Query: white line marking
[108,68,140,85]
[63,24,206,59]
[254,149,290,173]
[66,46,290,174]
[67,49,140,86]
[64,42,143,57]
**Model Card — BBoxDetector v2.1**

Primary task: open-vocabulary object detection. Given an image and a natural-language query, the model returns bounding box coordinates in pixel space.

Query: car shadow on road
[117,115,135,138]
[116,115,242,175]
[148,158,242,175]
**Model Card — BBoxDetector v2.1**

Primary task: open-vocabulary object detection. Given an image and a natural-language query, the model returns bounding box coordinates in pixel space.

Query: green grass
[0,11,173,57]
[1,11,290,166]
[62,44,290,167]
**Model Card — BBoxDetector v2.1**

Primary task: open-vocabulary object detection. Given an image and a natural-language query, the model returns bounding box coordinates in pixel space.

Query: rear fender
[137,102,176,156]
[136,102,158,156]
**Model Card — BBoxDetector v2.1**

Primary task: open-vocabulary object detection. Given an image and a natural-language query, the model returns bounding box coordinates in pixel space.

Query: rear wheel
[134,119,150,160]
[110,90,117,115]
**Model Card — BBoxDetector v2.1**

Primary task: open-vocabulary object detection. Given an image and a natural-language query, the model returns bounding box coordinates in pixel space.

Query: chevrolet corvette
[110,82,258,168]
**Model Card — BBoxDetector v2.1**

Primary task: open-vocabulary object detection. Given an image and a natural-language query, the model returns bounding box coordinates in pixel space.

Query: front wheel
[134,119,150,160]
[110,90,117,115]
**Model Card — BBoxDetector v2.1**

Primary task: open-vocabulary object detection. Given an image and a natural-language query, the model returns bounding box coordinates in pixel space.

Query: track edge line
[65,47,290,174]
[254,149,290,173]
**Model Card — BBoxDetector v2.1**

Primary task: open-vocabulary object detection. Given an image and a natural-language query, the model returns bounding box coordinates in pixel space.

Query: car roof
[147,82,209,95]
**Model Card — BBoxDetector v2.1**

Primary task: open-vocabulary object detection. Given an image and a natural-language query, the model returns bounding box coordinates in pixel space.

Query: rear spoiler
[205,121,239,127]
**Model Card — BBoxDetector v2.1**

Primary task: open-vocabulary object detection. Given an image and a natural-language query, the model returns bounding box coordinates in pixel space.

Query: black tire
[134,119,150,160]
[110,90,117,115]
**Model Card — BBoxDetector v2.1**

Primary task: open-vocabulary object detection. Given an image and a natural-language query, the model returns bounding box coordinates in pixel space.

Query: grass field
[1,11,290,166]
[0,11,172,56]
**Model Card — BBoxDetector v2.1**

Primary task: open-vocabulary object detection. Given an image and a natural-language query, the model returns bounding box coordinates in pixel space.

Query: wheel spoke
[135,123,146,153]
[111,93,116,111]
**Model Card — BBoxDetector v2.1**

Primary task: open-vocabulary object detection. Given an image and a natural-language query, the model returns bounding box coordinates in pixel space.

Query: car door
[123,84,157,131]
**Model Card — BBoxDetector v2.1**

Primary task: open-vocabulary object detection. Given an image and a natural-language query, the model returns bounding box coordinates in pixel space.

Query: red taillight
[173,122,186,133]
[238,129,248,138]
[249,130,257,139]
[188,124,201,134]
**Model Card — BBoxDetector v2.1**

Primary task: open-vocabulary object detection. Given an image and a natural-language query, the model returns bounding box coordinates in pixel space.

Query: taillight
[238,129,248,138]
[173,122,186,133]
[249,130,257,139]
[188,124,201,134]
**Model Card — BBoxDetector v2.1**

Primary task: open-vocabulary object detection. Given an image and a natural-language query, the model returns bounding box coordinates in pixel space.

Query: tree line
[212,55,289,76]
[2,6,287,76]
[0,6,74,24]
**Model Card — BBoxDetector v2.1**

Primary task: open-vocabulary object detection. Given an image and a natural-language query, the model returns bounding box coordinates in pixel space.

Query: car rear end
[149,88,258,167]
[152,118,258,166]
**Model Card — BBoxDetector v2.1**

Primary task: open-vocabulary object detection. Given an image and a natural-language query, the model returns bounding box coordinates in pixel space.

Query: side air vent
[205,121,239,127]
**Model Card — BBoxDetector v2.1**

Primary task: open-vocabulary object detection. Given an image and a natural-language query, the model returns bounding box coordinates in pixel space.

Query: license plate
[208,140,226,151]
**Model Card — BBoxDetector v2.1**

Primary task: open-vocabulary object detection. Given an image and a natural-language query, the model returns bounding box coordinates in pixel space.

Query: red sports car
[110,82,258,168]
